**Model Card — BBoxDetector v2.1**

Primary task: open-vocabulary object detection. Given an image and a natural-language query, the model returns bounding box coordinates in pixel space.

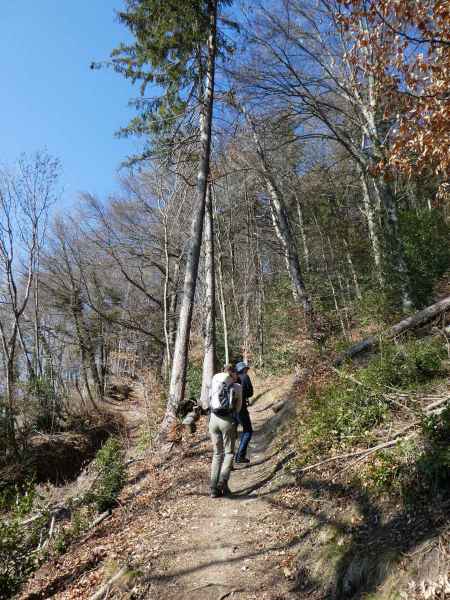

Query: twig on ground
[271,400,285,413]
[40,515,56,550]
[385,395,417,413]
[254,403,274,413]
[330,367,364,386]
[79,510,112,544]
[89,565,128,600]
[300,394,448,476]
[332,453,371,480]
[188,582,225,592]
[218,589,243,600]
[298,429,417,475]
[423,397,449,413]
[125,457,145,466]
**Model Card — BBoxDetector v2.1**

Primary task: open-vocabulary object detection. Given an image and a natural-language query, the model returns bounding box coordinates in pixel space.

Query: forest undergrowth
[3,300,448,600]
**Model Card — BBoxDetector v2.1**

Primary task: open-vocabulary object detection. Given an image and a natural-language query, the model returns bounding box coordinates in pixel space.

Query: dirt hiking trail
[20,375,310,600]
[154,375,298,600]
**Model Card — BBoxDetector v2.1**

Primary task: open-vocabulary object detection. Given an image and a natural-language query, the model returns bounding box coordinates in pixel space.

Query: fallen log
[334,295,450,366]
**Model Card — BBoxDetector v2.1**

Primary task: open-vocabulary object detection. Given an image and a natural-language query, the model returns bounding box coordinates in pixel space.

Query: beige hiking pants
[209,412,237,489]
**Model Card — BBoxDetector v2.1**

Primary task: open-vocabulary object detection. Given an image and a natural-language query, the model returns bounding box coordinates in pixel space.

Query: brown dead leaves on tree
[338,0,450,181]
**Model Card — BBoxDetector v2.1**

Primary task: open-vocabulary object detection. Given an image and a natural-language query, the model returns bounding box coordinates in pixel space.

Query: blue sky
[1,2,142,208]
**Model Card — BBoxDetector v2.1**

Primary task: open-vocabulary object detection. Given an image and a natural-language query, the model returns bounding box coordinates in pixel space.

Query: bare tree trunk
[255,214,265,367]
[162,218,172,381]
[5,358,17,452]
[313,215,349,340]
[216,219,229,365]
[242,107,312,320]
[241,186,253,362]
[34,253,43,378]
[265,175,312,316]
[17,322,35,381]
[360,170,383,285]
[224,176,242,324]
[0,322,19,452]
[85,324,103,402]
[343,238,362,300]
[99,322,108,395]
[327,236,352,333]
[295,193,310,272]
[200,185,218,409]
[161,0,218,439]
[372,178,412,309]
[71,296,99,412]
[168,258,181,358]
[217,253,229,365]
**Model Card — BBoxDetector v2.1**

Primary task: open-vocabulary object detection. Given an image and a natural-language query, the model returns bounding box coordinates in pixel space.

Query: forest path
[18,374,302,600]
[151,374,299,600]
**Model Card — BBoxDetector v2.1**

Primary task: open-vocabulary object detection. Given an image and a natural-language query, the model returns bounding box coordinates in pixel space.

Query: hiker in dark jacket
[235,361,254,464]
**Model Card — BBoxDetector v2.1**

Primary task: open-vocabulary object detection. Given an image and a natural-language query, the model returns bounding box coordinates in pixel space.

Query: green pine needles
[98,0,234,159]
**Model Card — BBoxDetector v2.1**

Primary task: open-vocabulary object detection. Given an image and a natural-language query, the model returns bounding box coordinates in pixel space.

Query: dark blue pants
[236,408,253,459]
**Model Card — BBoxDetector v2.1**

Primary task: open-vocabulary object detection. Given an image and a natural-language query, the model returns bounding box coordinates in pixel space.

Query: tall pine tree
[109,0,233,441]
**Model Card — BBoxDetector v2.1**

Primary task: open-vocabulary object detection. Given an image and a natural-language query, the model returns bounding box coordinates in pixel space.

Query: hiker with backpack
[235,361,254,464]
[208,364,242,498]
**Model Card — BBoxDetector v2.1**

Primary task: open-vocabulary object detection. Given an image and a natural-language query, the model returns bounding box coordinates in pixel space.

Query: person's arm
[245,374,254,399]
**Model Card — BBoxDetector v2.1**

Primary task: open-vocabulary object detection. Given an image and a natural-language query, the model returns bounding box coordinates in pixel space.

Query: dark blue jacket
[238,372,253,409]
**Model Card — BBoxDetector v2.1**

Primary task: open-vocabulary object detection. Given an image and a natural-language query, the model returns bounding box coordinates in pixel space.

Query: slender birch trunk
[217,252,229,365]
[5,358,17,452]
[295,193,310,272]
[161,0,218,437]
[265,176,312,316]
[168,258,181,357]
[162,217,172,381]
[216,218,229,365]
[200,185,217,409]
[1,330,18,452]
[256,244,265,367]
[224,176,242,323]
[34,252,43,377]
[343,238,362,300]
[360,169,383,285]
[17,322,35,381]
[242,107,312,320]
[85,323,103,402]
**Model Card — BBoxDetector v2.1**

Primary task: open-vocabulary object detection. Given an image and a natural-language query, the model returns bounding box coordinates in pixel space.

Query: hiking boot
[235,456,250,464]
[219,481,232,497]
[210,487,221,498]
